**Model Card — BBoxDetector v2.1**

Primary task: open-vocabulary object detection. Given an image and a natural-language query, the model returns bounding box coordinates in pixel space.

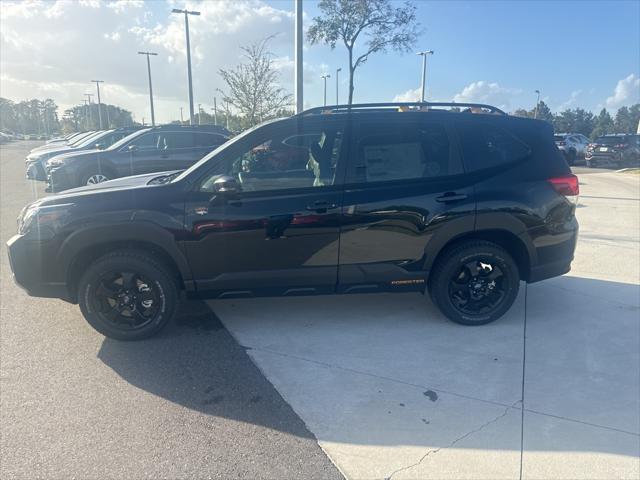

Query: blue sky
[1,0,638,122]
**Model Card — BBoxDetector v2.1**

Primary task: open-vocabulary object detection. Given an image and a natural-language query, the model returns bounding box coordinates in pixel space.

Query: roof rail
[300,102,507,116]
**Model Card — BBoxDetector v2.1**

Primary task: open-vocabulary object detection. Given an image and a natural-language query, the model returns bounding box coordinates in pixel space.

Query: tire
[429,241,520,326]
[77,250,178,340]
[566,149,576,166]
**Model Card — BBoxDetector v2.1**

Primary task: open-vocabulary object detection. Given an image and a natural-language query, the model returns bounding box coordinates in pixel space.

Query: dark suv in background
[26,128,139,181]
[7,102,579,340]
[585,134,640,168]
[45,124,230,191]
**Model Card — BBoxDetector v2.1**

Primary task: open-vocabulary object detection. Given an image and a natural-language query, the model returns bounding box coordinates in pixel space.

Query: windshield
[108,128,152,150]
[68,131,96,146]
[173,118,283,183]
[75,129,114,148]
[595,136,627,145]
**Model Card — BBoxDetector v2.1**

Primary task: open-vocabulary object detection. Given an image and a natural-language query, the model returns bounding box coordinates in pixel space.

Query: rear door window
[161,132,195,149]
[456,121,531,171]
[195,132,227,147]
[347,120,461,184]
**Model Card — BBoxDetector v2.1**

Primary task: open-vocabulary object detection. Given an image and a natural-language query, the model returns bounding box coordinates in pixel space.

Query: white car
[554,133,590,165]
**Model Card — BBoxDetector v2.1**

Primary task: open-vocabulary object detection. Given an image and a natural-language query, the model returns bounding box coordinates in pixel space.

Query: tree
[614,106,633,133]
[218,37,292,129]
[307,0,419,105]
[512,108,531,118]
[553,109,576,133]
[630,104,640,133]
[534,100,554,123]
[591,108,614,139]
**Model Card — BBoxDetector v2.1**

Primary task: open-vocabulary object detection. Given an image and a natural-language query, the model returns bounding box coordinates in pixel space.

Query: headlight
[46,159,64,169]
[26,154,41,163]
[17,203,74,238]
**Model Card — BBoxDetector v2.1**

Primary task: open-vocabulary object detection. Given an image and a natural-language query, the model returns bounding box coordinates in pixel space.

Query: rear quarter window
[456,121,531,171]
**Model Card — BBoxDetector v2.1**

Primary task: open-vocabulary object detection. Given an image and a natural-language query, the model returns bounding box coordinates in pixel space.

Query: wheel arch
[427,229,533,285]
[59,222,194,302]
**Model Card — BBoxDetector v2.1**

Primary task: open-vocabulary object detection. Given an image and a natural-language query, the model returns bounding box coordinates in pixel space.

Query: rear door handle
[306,201,338,213]
[436,192,468,203]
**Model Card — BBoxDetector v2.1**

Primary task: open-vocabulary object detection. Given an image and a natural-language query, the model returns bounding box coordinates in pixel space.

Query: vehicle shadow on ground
[97,276,639,457]
[97,299,318,440]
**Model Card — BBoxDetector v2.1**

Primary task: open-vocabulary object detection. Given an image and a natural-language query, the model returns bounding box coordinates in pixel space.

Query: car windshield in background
[554,135,565,141]
[67,131,96,146]
[596,136,627,144]
[108,128,152,151]
[75,130,114,148]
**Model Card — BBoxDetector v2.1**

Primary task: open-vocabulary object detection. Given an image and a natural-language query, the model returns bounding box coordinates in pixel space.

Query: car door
[337,114,475,293]
[115,131,165,177]
[182,116,347,297]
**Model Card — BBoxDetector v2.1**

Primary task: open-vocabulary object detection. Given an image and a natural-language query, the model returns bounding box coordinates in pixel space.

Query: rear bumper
[6,234,71,301]
[527,218,578,283]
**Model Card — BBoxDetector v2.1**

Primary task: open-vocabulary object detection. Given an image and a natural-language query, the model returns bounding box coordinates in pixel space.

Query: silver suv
[554,133,590,165]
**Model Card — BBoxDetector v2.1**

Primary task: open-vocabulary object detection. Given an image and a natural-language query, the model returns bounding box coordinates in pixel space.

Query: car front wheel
[429,241,520,325]
[78,250,178,340]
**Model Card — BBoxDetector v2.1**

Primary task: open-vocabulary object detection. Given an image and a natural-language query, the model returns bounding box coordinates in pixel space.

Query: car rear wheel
[78,250,178,340]
[429,241,520,325]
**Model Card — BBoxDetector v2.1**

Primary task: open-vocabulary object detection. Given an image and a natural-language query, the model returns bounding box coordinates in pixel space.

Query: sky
[1,0,639,124]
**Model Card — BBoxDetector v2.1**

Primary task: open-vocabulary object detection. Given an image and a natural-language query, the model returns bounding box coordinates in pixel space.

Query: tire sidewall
[432,246,520,325]
[78,255,177,340]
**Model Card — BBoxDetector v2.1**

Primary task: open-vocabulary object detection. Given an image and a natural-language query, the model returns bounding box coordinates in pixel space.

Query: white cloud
[556,89,582,111]
[0,0,303,123]
[452,81,522,110]
[605,74,640,109]
[393,87,421,102]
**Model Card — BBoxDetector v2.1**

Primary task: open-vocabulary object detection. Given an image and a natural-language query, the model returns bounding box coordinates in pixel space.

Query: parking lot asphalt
[209,168,640,478]
[0,142,343,479]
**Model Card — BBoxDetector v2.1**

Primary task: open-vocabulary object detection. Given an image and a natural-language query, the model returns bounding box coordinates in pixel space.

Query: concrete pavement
[211,169,640,479]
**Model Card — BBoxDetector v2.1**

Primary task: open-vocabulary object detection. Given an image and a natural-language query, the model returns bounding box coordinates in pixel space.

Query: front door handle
[306,201,338,213]
[436,192,468,203]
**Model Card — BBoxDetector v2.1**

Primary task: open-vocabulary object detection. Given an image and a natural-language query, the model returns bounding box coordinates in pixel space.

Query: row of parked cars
[554,132,640,168]
[25,124,231,192]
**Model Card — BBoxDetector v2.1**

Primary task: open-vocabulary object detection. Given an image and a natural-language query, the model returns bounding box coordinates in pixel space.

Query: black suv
[7,103,579,340]
[585,134,640,168]
[45,124,230,191]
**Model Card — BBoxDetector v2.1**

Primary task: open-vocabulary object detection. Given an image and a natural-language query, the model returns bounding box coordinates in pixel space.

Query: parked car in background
[0,132,14,144]
[29,130,96,154]
[26,128,140,181]
[8,102,579,340]
[554,133,590,165]
[46,124,230,191]
[46,132,84,145]
[585,134,640,168]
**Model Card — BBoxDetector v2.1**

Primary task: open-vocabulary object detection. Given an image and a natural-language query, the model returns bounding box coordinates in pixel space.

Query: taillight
[557,141,566,146]
[614,143,628,149]
[548,174,579,205]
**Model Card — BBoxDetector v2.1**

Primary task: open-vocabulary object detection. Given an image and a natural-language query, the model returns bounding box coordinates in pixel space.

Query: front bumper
[25,160,46,181]
[46,167,73,193]
[6,234,71,301]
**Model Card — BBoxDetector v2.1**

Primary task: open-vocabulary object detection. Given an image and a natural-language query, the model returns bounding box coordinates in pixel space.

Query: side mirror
[127,144,138,153]
[213,175,240,194]
[95,143,104,150]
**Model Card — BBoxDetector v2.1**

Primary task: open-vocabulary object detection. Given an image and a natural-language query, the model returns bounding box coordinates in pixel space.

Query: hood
[28,144,75,161]
[47,148,102,164]
[53,170,181,197]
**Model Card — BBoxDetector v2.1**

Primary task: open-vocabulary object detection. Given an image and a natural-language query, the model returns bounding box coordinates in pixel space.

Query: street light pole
[91,80,104,128]
[172,8,200,125]
[336,68,341,105]
[198,103,202,125]
[138,51,158,126]
[84,93,94,128]
[180,107,184,123]
[321,74,331,107]
[294,0,303,114]
[213,97,217,125]
[417,50,434,103]
[534,89,541,119]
